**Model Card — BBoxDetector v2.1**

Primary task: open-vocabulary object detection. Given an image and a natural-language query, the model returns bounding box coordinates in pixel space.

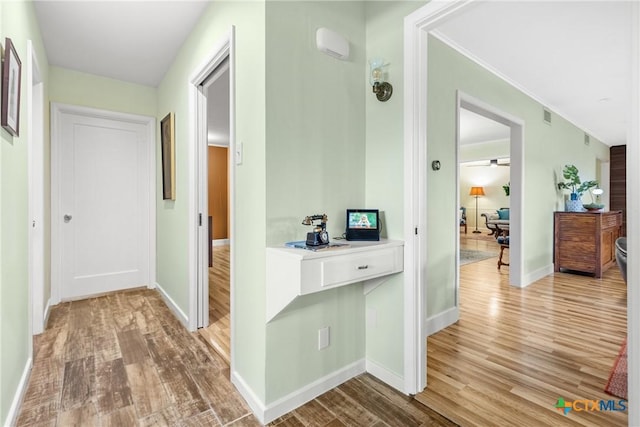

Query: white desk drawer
[266,240,404,321]
[320,248,399,288]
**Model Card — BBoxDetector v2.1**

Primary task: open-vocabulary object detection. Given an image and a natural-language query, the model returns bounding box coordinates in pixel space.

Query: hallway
[16,288,456,426]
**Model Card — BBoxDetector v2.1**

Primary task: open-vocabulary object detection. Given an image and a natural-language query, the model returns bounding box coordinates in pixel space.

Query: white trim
[232,359,366,425]
[365,359,404,392]
[229,371,266,423]
[188,27,236,333]
[426,307,459,336]
[213,238,230,247]
[50,103,156,304]
[154,282,189,328]
[3,358,32,427]
[27,40,45,338]
[403,0,476,395]
[523,265,554,289]
[627,3,639,425]
[43,298,52,330]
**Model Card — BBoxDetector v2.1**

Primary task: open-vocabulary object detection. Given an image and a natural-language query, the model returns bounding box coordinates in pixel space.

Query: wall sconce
[369,58,393,102]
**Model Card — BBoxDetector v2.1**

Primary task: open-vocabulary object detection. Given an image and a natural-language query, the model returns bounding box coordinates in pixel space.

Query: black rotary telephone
[302,214,329,246]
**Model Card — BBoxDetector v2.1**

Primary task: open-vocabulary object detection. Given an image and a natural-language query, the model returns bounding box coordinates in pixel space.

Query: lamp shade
[469,186,485,196]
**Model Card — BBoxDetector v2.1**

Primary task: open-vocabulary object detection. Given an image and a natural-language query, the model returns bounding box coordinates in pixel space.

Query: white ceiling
[436,1,630,146]
[33,1,630,146]
[459,108,510,145]
[34,1,210,87]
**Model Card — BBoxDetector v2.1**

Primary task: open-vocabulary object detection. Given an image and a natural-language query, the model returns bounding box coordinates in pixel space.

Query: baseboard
[212,239,229,247]
[426,306,459,336]
[230,371,267,424]
[233,359,366,424]
[43,298,52,330]
[3,357,32,427]
[154,282,189,329]
[365,359,404,392]
[522,264,554,288]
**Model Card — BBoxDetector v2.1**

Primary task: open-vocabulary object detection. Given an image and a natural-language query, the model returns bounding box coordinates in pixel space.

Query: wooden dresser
[554,211,622,278]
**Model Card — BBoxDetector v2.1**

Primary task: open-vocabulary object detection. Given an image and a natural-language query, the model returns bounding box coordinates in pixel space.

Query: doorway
[199,58,232,363]
[27,40,45,336]
[50,104,155,303]
[457,103,511,272]
[189,29,236,368]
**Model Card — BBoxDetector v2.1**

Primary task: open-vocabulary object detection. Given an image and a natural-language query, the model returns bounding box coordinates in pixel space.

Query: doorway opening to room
[455,93,523,292]
[457,105,511,273]
[197,56,233,364]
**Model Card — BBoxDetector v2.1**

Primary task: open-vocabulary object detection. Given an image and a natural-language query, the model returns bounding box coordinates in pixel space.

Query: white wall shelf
[266,239,404,322]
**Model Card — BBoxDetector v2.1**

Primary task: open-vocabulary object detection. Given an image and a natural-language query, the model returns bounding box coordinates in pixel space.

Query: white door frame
[187,28,236,361]
[628,3,640,424]
[405,3,639,425]
[403,0,476,396]
[27,40,44,338]
[50,103,156,304]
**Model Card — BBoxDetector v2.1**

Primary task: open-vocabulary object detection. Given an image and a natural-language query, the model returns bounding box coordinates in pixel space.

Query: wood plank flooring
[200,244,231,364]
[17,232,626,426]
[416,233,628,426]
[16,287,455,426]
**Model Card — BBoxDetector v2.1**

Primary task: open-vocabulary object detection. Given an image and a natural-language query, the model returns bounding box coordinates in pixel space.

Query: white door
[53,105,154,301]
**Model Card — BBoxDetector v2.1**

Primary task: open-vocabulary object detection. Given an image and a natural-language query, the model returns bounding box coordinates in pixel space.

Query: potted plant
[557,164,598,212]
[502,182,510,196]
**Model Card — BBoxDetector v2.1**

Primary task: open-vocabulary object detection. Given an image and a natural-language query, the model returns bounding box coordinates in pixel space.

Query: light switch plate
[235,141,243,165]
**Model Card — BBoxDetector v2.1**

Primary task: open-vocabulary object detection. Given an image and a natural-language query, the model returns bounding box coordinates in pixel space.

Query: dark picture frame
[2,38,22,137]
[161,112,176,200]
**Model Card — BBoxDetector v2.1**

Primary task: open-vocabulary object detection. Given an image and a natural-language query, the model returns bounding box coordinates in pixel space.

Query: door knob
[64,214,72,223]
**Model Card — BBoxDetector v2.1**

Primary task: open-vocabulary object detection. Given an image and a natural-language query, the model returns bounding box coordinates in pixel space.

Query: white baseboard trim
[426,306,459,336]
[230,371,267,424]
[365,359,404,392]
[213,239,230,247]
[43,298,52,330]
[3,357,32,427]
[233,359,366,424]
[522,264,554,288]
[154,282,189,328]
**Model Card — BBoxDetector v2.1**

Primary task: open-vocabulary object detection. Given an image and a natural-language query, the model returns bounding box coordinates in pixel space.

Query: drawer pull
[357,265,369,270]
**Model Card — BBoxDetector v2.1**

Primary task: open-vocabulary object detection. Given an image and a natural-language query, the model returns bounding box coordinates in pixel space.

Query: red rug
[605,338,627,400]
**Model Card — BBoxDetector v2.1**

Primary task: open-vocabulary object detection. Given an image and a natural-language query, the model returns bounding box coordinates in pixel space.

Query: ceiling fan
[463,158,511,167]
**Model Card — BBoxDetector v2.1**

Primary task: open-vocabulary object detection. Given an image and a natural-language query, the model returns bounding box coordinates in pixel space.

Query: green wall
[156,1,267,401]
[364,0,425,381]
[49,66,157,117]
[264,1,367,402]
[0,1,49,424]
[426,35,609,316]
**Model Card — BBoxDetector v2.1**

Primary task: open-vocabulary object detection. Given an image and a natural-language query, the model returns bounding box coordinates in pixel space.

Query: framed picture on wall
[161,112,176,200]
[2,37,22,137]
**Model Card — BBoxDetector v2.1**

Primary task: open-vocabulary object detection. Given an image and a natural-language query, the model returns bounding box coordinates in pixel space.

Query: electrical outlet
[318,327,330,350]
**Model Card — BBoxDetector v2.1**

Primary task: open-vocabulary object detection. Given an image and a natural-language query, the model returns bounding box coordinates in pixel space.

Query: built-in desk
[266,239,404,322]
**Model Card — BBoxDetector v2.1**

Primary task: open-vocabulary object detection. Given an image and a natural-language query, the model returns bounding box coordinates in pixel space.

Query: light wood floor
[416,232,628,426]
[200,245,231,364]
[16,287,455,427]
